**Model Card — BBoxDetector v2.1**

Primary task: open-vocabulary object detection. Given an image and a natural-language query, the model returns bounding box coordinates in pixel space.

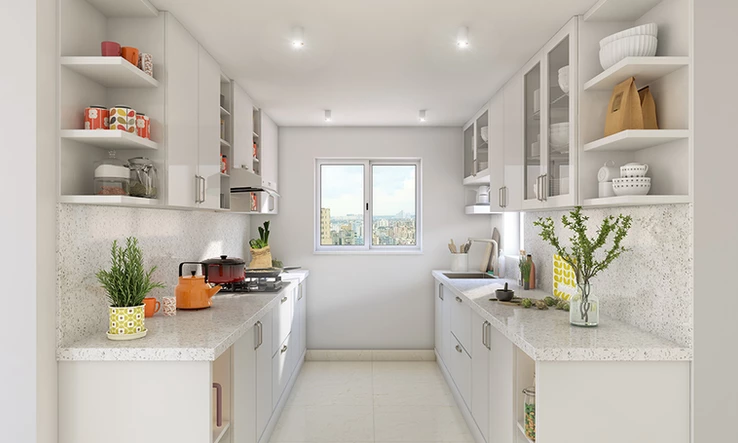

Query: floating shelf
[584,0,663,22]
[220,172,230,177]
[584,57,690,91]
[61,130,159,150]
[252,132,259,138]
[463,169,491,186]
[220,106,231,116]
[220,139,231,147]
[465,205,499,215]
[583,195,691,208]
[85,0,158,18]
[61,57,159,88]
[59,195,160,206]
[212,421,231,443]
[516,422,534,443]
[583,129,689,152]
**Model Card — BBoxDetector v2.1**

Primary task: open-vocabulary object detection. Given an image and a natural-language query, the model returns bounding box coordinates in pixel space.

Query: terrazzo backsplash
[522,204,693,347]
[57,204,250,347]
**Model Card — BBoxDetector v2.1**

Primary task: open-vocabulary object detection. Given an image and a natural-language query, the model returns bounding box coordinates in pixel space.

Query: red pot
[201,255,246,284]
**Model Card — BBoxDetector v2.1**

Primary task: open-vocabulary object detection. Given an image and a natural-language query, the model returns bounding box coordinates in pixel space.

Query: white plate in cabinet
[272,334,292,409]
[272,288,293,356]
[450,294,472,354]
[448,333,472,409]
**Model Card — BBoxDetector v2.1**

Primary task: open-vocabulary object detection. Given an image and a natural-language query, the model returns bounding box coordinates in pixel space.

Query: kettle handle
[178,262,208,280]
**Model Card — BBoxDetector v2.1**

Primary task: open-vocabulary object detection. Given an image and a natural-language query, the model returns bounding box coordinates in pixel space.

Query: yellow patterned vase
[107,305,147,340]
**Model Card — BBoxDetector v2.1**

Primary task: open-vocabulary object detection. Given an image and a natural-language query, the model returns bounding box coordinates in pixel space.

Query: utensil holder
[450,253,468,272]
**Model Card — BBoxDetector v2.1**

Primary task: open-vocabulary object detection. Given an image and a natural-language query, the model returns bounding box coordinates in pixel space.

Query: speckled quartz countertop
[57,271,309,362]
[433,271,692,362]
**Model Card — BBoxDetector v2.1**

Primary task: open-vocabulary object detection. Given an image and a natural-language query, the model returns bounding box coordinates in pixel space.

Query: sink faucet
[468,238,499,274]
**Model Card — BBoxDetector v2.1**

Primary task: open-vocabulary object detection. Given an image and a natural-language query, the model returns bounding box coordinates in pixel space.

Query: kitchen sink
[443,272,497,279]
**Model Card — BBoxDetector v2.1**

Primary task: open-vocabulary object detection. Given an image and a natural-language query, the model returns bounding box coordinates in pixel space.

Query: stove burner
[220,276,285,293]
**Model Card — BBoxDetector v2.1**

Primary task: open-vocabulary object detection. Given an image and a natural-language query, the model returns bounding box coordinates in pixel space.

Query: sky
[321,164,416,217]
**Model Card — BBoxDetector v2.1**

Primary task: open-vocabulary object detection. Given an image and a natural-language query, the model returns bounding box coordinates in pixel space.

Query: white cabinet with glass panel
[463,106,491,186]
[315,160,421,252]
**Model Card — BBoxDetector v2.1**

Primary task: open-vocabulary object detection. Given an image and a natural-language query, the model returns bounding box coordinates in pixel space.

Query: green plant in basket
[96,237,164,308]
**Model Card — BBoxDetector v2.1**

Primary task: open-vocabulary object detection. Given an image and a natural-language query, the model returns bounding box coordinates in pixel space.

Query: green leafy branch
[533,206,632,284]
[95,237,165,307]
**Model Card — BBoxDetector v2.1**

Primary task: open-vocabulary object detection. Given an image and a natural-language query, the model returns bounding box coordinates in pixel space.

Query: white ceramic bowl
[612,177,651,196]
[557,66,570,94]
[599,35,658,70]
[480,126,489,143]
[549,123,569,148]
[620,163,649,178]
[600,23,658,48]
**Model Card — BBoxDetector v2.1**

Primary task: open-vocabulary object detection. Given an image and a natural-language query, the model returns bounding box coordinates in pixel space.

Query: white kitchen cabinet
[488,325,514,443]
[232,326,256,443]
[471,313,490,443]
[165,14,199,208]
[297,281,307,356]
[448,332,472,409]
[450,292,472,354]
[502,74,524,211]
[463,106,491,185]
[232,82,255,172]
[260,113,279,192]
[441,285,452,365]
[255,316,273,442]
[487,92,505,211]
[272,286,294,356]
[434,281,445,364]
[198,45,222,209]
[272,333,292,409]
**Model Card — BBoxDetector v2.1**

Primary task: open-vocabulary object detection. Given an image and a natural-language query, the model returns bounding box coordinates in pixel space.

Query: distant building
[320,208,332,245]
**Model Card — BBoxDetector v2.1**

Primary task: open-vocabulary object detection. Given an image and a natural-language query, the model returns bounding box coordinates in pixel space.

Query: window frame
[314,158,423,254]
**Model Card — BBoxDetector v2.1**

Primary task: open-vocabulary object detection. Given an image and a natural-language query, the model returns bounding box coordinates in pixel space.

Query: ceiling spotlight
[457,26,469,49]
[292,26,305,48]
[324,110,332,122]
[419,110,427,123]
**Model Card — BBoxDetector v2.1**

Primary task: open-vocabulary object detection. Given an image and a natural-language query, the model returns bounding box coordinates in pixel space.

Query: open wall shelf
[61,57,159,88]
[583,130,689,152]
[59,195,160,206]
[584,57,690,91]
[61,130,159,150]
[583,195,690,208]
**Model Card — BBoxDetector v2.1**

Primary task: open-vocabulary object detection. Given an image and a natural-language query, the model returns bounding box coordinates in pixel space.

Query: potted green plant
[533,207,632,327]
[96,237,164,340]
[519,255,532,290]
[249,221,272,268]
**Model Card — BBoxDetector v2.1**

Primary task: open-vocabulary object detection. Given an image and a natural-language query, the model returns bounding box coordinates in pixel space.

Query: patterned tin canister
[109,106,136,133]
[162,296,177,316]
[138,52,153,77]
[84,106,109,130]
[135,113,151,139]
[107,305,146,340]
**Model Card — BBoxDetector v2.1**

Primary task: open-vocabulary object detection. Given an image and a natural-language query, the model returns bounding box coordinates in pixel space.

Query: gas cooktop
[220,276,285,293]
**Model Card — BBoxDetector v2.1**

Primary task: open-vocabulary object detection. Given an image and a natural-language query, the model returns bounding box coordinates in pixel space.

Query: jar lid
[95,164,129,179]
[202,255,245,265]
[128,157,153,166]
[522,386,535,396]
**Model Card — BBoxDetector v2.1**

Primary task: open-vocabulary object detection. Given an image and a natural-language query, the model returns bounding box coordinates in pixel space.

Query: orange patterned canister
[109,106,136,133]
[135,113,151,139]
[84,106,109,130]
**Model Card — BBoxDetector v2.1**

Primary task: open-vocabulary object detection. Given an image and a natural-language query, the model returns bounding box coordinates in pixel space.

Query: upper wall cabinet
[463,107,491,185]
[232,83,255,173]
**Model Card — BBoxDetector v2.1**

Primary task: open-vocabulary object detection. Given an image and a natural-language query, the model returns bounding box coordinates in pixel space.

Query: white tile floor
[270,361,473,443]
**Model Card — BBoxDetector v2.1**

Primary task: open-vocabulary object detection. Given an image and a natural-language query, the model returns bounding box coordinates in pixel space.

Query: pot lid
[202,255,245,265]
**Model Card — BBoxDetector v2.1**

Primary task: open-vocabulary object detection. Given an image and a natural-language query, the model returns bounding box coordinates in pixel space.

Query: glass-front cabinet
[522,18,577,209]
[463,106,491,185]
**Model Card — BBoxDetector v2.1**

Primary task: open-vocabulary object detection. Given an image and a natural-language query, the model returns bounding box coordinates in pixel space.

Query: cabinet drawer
[272,333,292,409]
[450,294,472,354]
[448,333,472,408]
[272,287,294,355]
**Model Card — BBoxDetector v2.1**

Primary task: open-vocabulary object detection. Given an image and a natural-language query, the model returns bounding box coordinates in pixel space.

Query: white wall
[0,2,38,441]
[253,127,498,349]
[693,0,738,440]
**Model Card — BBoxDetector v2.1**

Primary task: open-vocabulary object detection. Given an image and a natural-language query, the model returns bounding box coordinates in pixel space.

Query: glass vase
[569,281,599,327]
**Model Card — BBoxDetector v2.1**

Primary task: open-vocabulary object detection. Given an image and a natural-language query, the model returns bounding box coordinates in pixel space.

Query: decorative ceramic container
[109,106,136,133]
[107,305,146,340]
[138,52,153,76]
[620,162,649,177]
[84,106,109,130]
[162,296,177,316]
[612,177,651,196]
[101,41,121,56]
[135,113,150,139]
[121,46,139,66]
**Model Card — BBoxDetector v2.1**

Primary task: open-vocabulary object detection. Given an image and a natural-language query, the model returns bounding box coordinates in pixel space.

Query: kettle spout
[208,284,222,298]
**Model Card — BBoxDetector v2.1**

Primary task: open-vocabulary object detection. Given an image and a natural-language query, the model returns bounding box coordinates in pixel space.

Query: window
[316,159,421,253]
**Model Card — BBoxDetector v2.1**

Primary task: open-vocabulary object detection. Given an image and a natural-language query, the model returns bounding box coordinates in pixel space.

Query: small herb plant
[519,256,531,283]
[249,221,271,249]
[96,237,164,307]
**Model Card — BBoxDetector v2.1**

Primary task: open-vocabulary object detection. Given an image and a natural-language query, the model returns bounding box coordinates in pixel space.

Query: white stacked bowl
[558,66,569,94]
[598,23,658,70]
[612,177,651,196]
[549,122,569,149]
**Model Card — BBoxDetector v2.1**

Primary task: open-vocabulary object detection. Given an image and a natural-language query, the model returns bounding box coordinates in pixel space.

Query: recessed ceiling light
[457,26,469,49]
[324,110,332,122]
[292,26,305,48]
[419,110,427,123]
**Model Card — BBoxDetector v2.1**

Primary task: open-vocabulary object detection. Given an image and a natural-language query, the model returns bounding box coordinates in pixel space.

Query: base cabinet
[471,313,490,443]
[255,315,273,441]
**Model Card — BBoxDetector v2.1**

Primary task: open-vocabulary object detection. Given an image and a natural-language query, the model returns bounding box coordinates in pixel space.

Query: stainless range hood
[230,167,280,197]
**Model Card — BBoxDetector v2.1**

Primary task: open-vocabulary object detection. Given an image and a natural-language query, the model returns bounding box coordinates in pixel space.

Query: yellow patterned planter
[107,305,147,341]
[552,255,577,301]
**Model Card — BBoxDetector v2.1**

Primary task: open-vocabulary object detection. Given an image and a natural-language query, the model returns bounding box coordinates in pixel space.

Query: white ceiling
[151,0,596,126]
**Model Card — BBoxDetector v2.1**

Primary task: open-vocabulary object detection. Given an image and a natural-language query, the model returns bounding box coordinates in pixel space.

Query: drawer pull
[212,383,223,427]
[455,296,462,303]
[281,296,288,303]
[281,345,288,353]
[455,344,462,353]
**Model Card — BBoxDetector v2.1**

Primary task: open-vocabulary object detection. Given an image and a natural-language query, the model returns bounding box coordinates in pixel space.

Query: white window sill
[314,249,423,256]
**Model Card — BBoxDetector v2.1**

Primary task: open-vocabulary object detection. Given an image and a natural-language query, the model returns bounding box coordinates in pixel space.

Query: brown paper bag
[249,246,273,268]
[605,77,644,136]
[638,86,659,130]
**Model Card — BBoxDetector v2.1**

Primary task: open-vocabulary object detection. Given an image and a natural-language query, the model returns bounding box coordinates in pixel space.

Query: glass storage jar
[523,386,536,441]
[94,151,129,196]
[128,157,158,198]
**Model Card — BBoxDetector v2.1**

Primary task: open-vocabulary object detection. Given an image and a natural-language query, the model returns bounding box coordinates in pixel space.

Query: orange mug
[121,46,139,66]
[143,297,161,317]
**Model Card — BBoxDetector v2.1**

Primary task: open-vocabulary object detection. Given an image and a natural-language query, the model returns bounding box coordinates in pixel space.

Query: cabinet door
[197,45,221,209]
[441,285,452,365]
[463,123,474,180]
[255,315,273,441]
[522,57,545,210]
[165,14,199,208]
[272,287,293,356]
[488,326,515,443]
[488,92,504,211]
[272,334,291,409]
[503,75,524,211]
[232,326,257,443]
[450,293,471,354]
[232,82,254,172]
[449,333,472,408]
[299,281,307,355]
[471,314,490,443]
[260,112,278,191]
[291,284,301,373]
[434,281,444,362]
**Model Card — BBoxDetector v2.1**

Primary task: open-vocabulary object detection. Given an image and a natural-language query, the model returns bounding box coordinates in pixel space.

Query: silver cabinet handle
[195,175,201,203]
[438,283,444,300]
[473,159,477,176]
[298,285,303,300]
[503,187,508,208]
[255,321,262,349]
[455,344,462,353]
[201,176,206,203]
[543,174,548,201]
[455,296,462,303]
[498,187,503,209]
[482,321,487,348]
[281,345,288,354]
[281,296,288,303]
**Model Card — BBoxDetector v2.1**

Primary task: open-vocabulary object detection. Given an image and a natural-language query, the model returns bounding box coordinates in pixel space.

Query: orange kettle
[176,262,222,309]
